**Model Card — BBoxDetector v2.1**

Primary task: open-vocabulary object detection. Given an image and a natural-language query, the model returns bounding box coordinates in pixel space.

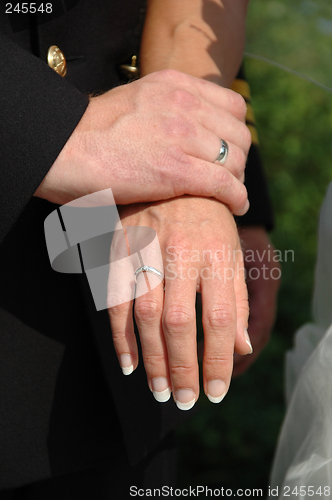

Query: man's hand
[35,70,250,214]
[233,226,281,376]
[108,197,252,410]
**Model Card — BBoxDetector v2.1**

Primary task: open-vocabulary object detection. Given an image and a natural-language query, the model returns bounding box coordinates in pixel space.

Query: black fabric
[0,433,177,500]
[236,143,275,231]
[0,199,122,489]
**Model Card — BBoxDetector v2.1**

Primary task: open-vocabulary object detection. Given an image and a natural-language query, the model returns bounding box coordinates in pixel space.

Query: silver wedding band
[215,139,229,165]
[134,265,164,282]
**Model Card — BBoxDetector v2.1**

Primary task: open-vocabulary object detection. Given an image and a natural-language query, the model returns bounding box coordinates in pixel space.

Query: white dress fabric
[270,182,332,496]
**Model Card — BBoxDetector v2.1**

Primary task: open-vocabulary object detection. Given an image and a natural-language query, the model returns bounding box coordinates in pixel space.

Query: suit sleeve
[0,32,89,245]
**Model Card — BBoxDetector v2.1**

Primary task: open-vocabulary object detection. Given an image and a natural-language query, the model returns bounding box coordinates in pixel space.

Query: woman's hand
[108,197,252,410]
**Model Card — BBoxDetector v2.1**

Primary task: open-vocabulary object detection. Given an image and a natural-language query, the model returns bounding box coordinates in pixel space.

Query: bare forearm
[140,0,249,88]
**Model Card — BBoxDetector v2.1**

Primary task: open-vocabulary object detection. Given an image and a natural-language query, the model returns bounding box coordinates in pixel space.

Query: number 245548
[6,3,53,13]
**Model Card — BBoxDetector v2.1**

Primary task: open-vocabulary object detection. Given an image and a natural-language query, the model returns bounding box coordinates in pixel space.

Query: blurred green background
[177,0,332,496]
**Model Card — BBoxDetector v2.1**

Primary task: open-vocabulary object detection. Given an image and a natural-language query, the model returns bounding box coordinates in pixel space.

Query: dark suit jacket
[0,0,191,490]
[0,0,273,490]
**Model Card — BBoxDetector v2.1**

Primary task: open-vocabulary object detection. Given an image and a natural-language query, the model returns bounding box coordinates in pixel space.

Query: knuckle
[204,352,231,365]
[143,352,165,367]
[111,329,127,344]
[205,306,234,329]
[167,88,200,110]
[164,306,194,333]
[163,116,195,139]
[169,362,196,379]
[165,236,192,255]
[231,91,247,117]
[135,299,162,322]
[204,353,232,373]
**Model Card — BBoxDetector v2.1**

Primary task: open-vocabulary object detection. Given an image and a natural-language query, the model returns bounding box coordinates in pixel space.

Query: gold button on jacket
[47,45,67,77]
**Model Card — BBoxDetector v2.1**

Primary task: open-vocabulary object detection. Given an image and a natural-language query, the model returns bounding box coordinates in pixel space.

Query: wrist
[34,98,102,205]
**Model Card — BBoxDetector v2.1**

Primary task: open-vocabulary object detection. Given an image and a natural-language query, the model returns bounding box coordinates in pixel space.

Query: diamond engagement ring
[215,139,229,165]
[134,266,164,282]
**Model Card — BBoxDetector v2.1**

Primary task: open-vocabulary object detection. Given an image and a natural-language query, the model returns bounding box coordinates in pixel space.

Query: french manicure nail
[244,328,253,354]
[207,380,227,403]
[151,377,171,403]
[120,354,133,375]
[174,389,196,411]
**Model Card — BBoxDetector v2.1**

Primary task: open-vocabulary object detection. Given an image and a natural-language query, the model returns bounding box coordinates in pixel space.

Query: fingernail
[120,354,133,375]
[207,380,227,403]
[244,328,253,354]
[151,377,171,403]
[174,389,196,411]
